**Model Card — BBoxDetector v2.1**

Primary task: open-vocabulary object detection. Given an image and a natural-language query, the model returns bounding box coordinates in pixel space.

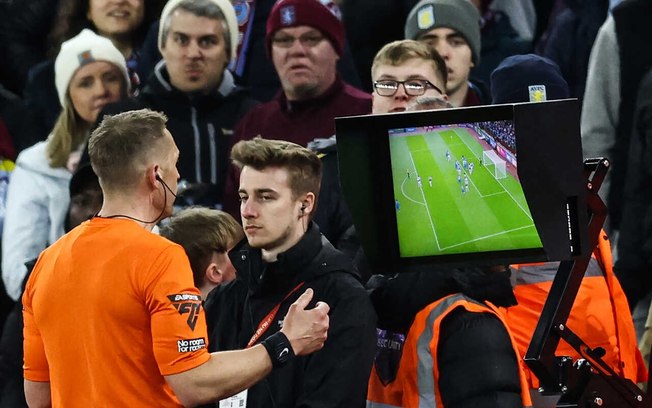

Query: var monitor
[335,99,589,272]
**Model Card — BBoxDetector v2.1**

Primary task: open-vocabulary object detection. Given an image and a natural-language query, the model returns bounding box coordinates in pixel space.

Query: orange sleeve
[144,245,210,376]
[22,273,50,382]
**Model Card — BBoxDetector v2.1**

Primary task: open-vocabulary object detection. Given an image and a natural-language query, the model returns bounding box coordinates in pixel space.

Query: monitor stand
[524,158,651,408]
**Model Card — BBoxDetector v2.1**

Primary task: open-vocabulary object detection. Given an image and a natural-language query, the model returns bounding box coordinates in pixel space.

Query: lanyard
[247,282,305,348]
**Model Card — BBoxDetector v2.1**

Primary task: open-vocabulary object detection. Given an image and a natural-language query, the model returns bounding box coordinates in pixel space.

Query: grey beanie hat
[404,0,481,65]
[158,0,239,62]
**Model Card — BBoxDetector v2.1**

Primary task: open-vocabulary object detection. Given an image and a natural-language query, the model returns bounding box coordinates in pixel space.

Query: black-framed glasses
[271,33,325,48]
[373,79,443,97]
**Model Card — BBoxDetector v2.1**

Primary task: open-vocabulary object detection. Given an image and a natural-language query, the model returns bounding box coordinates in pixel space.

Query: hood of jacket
[367,265,517,333]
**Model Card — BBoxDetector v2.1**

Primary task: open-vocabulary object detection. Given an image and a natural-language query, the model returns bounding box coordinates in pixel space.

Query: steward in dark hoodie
[366,266,531,408]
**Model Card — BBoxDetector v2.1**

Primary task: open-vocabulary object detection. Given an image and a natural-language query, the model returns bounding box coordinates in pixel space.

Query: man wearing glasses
[229,0,370,149]
[370,39,449,114]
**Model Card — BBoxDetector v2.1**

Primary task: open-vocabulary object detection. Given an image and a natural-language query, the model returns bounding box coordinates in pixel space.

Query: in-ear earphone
[155,172,177,199]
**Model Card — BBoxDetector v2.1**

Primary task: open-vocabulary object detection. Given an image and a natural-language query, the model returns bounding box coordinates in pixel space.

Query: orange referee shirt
[23,217,210,407]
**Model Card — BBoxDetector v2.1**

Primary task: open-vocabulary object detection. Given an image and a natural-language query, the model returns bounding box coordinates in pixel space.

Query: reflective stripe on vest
[416,294,464,407]
[511,257,603,286]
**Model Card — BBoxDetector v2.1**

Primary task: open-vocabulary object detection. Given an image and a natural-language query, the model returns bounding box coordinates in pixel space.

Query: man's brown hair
[230,137,322,203]
[88,109,168,193]
[160,207,244,288]
[371,39,448,87]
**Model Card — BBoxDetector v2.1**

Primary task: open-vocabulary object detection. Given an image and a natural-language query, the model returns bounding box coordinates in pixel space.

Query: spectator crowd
[2,0,652,407]
[479,120,515,152]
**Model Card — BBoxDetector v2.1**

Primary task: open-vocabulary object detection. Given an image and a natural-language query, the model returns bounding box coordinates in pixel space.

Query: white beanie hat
[158,0,239,62]
[54,29,130,107]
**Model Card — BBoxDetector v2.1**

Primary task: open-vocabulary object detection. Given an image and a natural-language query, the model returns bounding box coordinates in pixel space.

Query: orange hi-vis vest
[505,231,647,388]
[367,293,533,408]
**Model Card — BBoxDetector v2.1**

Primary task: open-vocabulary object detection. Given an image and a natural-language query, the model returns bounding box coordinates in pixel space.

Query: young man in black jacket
[205,137,377,407]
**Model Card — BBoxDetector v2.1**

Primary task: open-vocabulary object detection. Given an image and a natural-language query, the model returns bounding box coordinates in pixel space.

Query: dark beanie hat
[490,54,570,104]
[266,0,345,56]
[404,0,481,65]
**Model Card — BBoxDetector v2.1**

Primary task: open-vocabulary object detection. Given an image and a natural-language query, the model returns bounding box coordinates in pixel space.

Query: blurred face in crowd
[87,0,145,39]
[68,186,103,230]
[417,27,474,103]
[238,166,308,261]
[68,61,125,124]
[161,9,227,94]
[211,246,237,284]
[372,57,446,114]
[196,244,236,299]
[271,25,339,101]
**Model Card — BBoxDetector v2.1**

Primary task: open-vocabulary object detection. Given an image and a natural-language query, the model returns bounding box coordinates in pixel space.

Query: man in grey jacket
[581,0,652,309]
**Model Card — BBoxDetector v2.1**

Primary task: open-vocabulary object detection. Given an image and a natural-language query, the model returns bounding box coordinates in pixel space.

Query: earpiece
[300,203,306,212]
[155,172,178,199]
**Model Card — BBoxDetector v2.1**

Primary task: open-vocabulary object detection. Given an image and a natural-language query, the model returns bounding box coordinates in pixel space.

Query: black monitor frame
[335,99,589,273]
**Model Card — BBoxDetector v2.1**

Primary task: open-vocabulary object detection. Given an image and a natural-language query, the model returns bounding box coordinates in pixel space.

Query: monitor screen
[389,120,542,258]
[335,100,588,273]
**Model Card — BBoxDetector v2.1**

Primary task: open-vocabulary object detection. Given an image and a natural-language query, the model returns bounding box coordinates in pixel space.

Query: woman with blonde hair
[2,29,130,301]
[15,0,165,153]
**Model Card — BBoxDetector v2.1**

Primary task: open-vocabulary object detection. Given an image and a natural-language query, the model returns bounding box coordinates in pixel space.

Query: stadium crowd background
[1,0,649,406]
[479,120,516,152]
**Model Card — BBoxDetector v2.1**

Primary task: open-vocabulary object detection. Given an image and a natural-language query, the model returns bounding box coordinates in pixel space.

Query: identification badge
[219,389,248,407]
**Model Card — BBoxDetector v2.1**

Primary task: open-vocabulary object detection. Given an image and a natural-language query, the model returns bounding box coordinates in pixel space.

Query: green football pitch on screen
[390,126,543,257]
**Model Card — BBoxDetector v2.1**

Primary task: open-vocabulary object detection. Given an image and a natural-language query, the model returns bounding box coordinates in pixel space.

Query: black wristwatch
[261,332,295,368]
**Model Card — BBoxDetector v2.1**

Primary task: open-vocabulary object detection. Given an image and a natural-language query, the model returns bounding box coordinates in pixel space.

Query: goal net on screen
[482,150,507,179]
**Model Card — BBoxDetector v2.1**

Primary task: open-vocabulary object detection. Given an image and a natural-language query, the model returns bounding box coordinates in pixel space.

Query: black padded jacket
[204,223,377,407]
